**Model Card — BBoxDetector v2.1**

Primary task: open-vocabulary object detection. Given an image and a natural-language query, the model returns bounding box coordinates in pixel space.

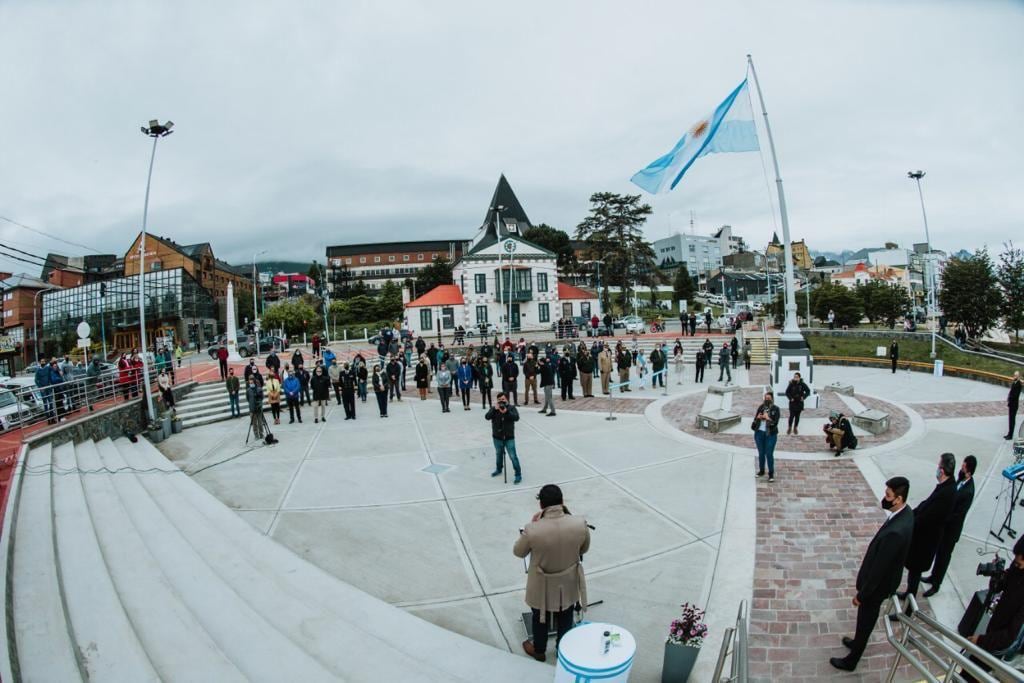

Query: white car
[620,316,646,334]
[466,322,498,337]
[0,388,36,431]
[751,301,764,312]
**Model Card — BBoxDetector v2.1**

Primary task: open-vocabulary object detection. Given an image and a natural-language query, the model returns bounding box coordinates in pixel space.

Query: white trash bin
[554,622,635,683]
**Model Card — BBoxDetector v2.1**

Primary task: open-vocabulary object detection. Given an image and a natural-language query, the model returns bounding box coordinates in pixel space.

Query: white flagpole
[746,54,805,346]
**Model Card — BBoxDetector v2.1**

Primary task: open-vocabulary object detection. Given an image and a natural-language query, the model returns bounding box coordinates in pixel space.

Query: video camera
[977,554,1007,593]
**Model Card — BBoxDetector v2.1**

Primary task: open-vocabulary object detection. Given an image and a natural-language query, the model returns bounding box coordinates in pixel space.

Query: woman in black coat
[310,365,331,424]
[414,358,430,400]
[784,372,811,435]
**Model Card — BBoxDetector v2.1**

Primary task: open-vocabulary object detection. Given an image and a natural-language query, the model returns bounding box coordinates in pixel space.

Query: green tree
[575,192,656,309]
[855,280,910,326]
[522,223,578,275]
[262,299,318,335]
[810,282,863,327]
[997,242,1024,341]
[938,249,1001,339]
[377,280,404,321]
[414,255,454,295]
[672,264,695,305]
[307,262,323,289]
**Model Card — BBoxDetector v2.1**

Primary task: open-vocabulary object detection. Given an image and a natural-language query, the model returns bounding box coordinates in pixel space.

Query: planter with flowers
[661,603,708,682]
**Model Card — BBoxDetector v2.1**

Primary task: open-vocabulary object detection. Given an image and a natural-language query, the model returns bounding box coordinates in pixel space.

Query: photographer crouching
[513,484,590,663]
[959,537,1024,682]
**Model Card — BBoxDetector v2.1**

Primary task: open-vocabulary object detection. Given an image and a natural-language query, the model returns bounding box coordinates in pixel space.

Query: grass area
[806,333,1023,378]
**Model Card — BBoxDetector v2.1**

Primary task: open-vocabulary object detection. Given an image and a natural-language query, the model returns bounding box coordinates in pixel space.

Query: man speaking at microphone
[514,484,590,663]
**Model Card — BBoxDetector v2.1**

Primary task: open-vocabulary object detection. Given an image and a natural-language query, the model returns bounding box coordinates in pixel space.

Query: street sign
[76,321,91,339]
[77,337,91,348]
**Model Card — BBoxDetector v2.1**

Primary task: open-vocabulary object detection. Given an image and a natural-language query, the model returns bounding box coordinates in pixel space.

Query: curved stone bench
[0,437,547,682]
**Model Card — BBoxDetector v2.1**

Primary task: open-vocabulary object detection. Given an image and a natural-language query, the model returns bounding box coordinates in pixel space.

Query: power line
[0,216,104,254]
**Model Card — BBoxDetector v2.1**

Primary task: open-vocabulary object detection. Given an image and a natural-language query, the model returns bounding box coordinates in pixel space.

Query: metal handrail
[713,600,748,683]
[884,594,1022,683]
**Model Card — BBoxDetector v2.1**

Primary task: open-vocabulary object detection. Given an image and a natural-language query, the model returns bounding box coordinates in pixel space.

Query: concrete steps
[0,437,548,682]
[749,334,779,364]
[174,381,261,429]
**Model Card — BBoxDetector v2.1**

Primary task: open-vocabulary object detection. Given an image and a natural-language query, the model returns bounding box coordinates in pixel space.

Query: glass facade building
[41,268,218,352]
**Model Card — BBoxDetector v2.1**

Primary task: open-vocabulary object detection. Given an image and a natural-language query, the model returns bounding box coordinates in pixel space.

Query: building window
[360,257,366,264]
[345,258,352,265]
[418,254,424,261]
[419,309,432,330]
[475,273,486,293]
[476,305,488,324]
[431,254,438,260]
[441,307,454,329]
[389,255,395,262]
[538,303,550,323]
[374,256,381,263]
[403,255,409,262]
[537,272,548,292]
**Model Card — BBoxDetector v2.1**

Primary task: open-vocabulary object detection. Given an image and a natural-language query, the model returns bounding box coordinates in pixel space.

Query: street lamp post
[312,259,329,344]
[138,119,174,425]
[908,170,937,358]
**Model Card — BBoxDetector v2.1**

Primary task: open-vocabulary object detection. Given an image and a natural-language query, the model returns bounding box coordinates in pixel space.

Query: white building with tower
[403,176,599,338]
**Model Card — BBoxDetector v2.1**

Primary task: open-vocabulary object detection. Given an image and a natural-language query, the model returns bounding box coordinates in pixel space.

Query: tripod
[246,409,275,446]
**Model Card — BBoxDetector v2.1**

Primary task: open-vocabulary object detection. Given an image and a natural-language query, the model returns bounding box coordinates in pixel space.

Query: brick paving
[749,459,933,682]
[906,400,1006,419]
[551,394,655,414]
[661,389,910,452]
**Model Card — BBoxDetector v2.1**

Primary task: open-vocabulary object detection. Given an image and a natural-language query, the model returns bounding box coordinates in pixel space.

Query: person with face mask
[752,392,781,482]
[457,357,474,410]
[893,452,957,616]
[830,476,914,672]
[311,365,330,423]
[557,351,576,401]
[959,537,1024,682]
[785,372,811,435]
[923,455,977,596]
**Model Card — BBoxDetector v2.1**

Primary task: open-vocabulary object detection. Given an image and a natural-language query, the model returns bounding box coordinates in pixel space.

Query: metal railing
[0,360,199,440]
[712,600,748,683]
[885,594,1022,682]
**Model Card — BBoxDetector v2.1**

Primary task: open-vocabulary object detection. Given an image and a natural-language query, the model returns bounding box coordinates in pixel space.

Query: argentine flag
[631,80,760,194]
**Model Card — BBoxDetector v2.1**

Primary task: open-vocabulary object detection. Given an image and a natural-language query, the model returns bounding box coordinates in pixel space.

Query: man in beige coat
[513,484,591,662]
[598,347,613,395]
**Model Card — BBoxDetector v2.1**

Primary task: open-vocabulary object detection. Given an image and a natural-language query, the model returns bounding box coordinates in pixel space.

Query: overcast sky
[1,0,1021,271]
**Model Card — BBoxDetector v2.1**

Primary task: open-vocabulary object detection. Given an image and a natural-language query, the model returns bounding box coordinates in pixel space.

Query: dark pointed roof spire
[470,175,533,252]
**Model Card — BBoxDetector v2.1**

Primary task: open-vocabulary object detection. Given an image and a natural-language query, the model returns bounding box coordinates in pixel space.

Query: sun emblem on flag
[690,119,710,139]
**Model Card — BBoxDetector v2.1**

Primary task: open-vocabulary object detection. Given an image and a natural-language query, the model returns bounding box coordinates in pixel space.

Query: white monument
[225,282,243,361]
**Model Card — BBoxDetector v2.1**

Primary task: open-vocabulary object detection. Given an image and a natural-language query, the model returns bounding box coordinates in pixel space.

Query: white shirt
[885,503,907,522]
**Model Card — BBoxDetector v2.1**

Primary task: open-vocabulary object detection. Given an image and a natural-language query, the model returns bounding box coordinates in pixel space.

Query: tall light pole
[312,259,329,343]
[251,249,267,357]
[908,170,937,358]
[138,119,173,425]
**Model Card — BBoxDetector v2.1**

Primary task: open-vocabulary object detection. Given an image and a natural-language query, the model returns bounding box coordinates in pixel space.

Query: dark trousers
[219,359,228,379]
[461,388,470,408]
[1009,404,1019,437]
[375,390,388,416]
[438,387,451,411]
[287,397,302,422]
[502,382,518,406]
[333,382,342,404]
[745,356,751,370]
[929,533,958,588]
[695,365,704,382]
[844,597,884,666]
[301,385,311,405]
[342,389,356,418]
[270,403,281,420]
[560,377,574,400]
[531,607,574,655]
[654,370,665,387]
[480,387,492,408]
[891,357,898,373]
[905,569,922,597]
[788,407,803,429]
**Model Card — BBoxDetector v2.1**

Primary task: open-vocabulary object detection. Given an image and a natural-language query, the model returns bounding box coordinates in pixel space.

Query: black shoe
[1006,435,1014,440]
[923,587,939,598]
[921,576,935,586]
[842,636,855,649]
[896,591,909,600]
[829,657,856,672]
[756,471,765,477]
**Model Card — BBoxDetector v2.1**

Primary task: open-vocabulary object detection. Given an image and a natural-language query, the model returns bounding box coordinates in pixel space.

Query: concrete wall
[23,382,196,450]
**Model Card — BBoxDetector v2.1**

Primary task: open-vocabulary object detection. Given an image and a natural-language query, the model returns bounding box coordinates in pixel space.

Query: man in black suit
[895,453,957,613]
[831,476,914,672]
[922,455,976,596]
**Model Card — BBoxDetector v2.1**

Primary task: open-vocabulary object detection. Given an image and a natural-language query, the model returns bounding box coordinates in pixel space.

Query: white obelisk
[225,281,243,361]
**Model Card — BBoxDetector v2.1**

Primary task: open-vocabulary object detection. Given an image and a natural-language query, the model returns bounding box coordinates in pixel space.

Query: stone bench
[853,408,890,435]
[825,382,855,396]
[696,409,741,433]
[708,384,740,395]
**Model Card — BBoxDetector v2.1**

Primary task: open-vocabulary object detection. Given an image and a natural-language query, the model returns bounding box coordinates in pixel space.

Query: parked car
[207,334,283,358]
[367,328,414,345]
[0,378,46,427]
[619,315,646,334]
[0,388,31,432]
[466,322,498,338]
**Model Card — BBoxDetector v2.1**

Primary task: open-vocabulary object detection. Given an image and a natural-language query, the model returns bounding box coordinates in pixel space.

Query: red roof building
[406,285,465,308]
[557,282,597,300]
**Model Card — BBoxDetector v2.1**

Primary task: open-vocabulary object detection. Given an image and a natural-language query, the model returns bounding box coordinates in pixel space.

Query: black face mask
[881,497,895,510]
[957,471,966,482]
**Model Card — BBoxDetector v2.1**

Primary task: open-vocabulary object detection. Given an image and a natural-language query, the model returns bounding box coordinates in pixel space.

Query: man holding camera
[960,537,1024,682]
[487,392,522,484]
[514,484,590,663]
[831,476,914,672]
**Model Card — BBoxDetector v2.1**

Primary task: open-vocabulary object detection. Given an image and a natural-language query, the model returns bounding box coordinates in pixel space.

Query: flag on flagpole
[631,79,760,194]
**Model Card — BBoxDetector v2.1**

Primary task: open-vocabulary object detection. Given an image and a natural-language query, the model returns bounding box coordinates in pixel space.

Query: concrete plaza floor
[158,363,1022,682]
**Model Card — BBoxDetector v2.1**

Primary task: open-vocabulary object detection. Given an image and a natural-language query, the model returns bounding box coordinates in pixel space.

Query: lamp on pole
[251,249,268,357]
[908,170,937,358]
[312,259,329,343]
[138,119,173,425]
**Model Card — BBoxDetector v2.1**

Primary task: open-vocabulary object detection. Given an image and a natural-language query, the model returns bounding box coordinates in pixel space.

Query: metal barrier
[884,594,1021,682]
[712,600,748,683]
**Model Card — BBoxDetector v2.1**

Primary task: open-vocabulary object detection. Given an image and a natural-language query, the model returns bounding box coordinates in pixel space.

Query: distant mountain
[256,261,312,275]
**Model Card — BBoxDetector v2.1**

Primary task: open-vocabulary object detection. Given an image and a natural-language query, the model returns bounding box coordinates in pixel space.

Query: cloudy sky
[1,0,1020,271]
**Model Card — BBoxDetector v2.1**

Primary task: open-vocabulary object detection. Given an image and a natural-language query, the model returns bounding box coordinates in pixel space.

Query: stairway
[174,381,255,429]
[748,333,779,365]
[0,438,546,682]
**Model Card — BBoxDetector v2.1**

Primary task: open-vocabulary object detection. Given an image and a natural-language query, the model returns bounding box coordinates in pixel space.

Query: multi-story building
[404,176,598,336]
[1,273,60,365]
[653,231,724,277]
[266,273,316,301]
[122,233,254,304]
[766,232,813,270]
[42,253,121,288]
[325,240,465,292]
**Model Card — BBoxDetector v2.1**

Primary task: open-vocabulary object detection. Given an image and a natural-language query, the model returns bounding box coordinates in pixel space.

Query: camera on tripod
[977,554,1007,594]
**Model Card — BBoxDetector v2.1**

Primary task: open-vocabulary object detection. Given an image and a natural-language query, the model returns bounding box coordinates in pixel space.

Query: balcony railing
[495,289,532,302]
